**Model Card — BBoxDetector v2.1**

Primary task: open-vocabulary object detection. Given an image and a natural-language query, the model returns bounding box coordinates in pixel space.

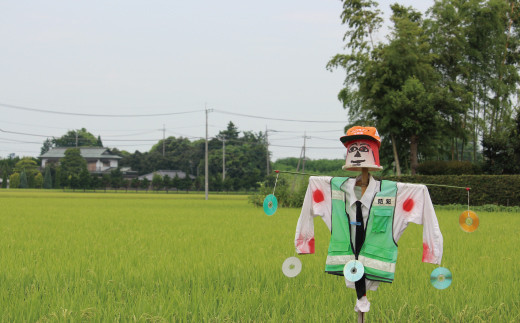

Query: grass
[0,190,518,322]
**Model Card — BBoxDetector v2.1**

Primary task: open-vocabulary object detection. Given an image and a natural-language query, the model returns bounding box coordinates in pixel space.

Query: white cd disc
[282,257,302,278]
[343,260,365,282]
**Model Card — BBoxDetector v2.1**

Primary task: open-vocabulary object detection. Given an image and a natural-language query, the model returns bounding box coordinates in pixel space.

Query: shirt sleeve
[294,176,332,254]
[393,183,443,265]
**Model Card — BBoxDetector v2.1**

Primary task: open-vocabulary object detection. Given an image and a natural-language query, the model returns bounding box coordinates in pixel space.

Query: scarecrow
[293,126,444,315]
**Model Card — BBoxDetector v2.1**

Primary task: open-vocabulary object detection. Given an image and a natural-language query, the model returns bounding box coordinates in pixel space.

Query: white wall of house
[96,159,103,171]
[110,160,118,168]
[41,159,47,168]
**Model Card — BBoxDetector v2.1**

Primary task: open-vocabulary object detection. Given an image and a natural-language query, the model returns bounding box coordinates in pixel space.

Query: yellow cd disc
[459,210,479,233]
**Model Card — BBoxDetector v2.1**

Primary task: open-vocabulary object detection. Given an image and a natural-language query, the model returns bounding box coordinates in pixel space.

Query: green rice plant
[0,191,518,322]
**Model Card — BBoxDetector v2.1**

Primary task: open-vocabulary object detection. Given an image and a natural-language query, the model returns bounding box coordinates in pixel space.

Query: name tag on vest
[373,197,395,207]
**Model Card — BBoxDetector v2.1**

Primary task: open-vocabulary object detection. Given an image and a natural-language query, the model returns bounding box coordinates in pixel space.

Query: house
[138,170,195,181]
[40,147,122,173]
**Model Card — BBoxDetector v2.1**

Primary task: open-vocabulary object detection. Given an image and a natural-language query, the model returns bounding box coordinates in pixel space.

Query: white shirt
[294,175,443,292]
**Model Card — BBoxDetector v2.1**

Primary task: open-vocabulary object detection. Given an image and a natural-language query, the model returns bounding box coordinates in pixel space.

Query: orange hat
[340,126,381,148]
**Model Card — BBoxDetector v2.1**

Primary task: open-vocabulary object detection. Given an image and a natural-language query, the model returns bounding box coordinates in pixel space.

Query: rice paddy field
[0,190,519,322]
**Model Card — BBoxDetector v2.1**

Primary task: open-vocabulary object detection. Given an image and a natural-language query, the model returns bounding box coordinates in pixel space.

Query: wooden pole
[357,167,369,196]
[357,167,369,323]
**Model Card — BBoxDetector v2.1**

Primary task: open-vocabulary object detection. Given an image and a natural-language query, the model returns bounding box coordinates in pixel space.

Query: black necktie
[354,201,366,299]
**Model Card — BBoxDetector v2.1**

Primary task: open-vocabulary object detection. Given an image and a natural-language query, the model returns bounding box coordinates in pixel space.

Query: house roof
[40,147,122,159]
[138,170,195,180]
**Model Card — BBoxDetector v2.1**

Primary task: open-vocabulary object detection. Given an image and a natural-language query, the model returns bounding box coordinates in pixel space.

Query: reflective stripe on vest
[326,254,356,266]
[358,255,396,273]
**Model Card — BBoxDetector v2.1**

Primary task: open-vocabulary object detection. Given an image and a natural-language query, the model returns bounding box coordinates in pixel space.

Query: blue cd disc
[344,260,364,282]
[430,267,452,290]
[263,194,278,216]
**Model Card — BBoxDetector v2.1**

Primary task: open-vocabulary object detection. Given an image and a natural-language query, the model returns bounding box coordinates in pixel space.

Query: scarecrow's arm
[294,176,332,254]
[393,183,443,265]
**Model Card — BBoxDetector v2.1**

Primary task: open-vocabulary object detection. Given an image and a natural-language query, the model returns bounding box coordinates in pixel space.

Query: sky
[0,0,432,161]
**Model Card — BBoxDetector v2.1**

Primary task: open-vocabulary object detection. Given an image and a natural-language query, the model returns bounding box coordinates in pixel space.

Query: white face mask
[346,142,375,167]
[343,140,383,171]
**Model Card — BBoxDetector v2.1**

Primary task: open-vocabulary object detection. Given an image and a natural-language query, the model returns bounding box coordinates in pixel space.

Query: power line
[270,144,340,149]
[0,128,52,137]
[213,109,347,123]
[0,137,42,144]
[268,128,345,133]
[0,102,204,117]
[309,136,340,141]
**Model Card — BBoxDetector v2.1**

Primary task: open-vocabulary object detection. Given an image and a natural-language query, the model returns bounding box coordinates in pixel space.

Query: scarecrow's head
[339,126,383,172]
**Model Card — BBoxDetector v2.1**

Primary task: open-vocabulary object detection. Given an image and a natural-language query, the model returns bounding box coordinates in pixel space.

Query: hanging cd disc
[263,194,278,216]
[282,257,302,278]
[459,210,479,232]
[430,267,452,290]
[343,260,364,282]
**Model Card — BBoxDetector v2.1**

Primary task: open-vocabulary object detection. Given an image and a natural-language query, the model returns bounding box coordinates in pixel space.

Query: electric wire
[0,102,204,117]
[213,109,347,123]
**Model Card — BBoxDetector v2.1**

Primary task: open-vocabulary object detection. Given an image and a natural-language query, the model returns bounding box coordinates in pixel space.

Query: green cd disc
[263,194,278,216]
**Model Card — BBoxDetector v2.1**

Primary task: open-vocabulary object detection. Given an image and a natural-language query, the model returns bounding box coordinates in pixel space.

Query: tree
[43,167,52,189]
[54,167,61,189]
[131,178,140,192]
[60,148,88,180]
[110,168,123,192]
[1,165,8,188]
[141,177,150,192]
[328,3,453,174]
[34,172,44,188]
[96,135,103,147]
[217,121,240,140]
[482,110,520,174]
[13,158,39,188]
[69,174,80,191]
[181,174,192,192]
[53,128,100,148]
[172,174,181,191]
[152,173,163,192]
[79,168,91,191]
[122,179,130,192]
[102,175,111,192]
[19,170,28,188]
[41,138,53,155]
[90,175,101,192]
[426,0,473,160]
[163,174,171,193]
[9,173,20,188]
[40,128,103,155]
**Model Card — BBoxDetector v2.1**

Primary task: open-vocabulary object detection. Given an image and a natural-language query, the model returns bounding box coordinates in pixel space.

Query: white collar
[342,175,380,209]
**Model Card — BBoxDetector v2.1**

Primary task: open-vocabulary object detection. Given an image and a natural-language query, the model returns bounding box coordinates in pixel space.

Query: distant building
[40,147,122,172]
[138,170,195,181]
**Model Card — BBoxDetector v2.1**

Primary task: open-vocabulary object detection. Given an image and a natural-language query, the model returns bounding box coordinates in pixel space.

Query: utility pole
[265,126,269,175]
[222,137,226,181]
[162,124,166,157]
[205,107,209,200]
[205,106,213,200]
[291,147,304,192]
[75,131,78,148]
[291,132,310,191]
[302,131,310,174]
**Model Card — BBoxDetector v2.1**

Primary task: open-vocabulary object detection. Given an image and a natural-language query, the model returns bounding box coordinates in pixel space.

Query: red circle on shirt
[403,198,414,212]
[313,189,325,203]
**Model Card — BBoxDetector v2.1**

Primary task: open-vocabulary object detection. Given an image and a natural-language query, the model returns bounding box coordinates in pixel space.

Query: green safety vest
[325,177,398,283]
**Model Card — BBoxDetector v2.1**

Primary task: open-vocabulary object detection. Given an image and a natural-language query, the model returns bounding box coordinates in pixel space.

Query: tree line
[1,122,270,191]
